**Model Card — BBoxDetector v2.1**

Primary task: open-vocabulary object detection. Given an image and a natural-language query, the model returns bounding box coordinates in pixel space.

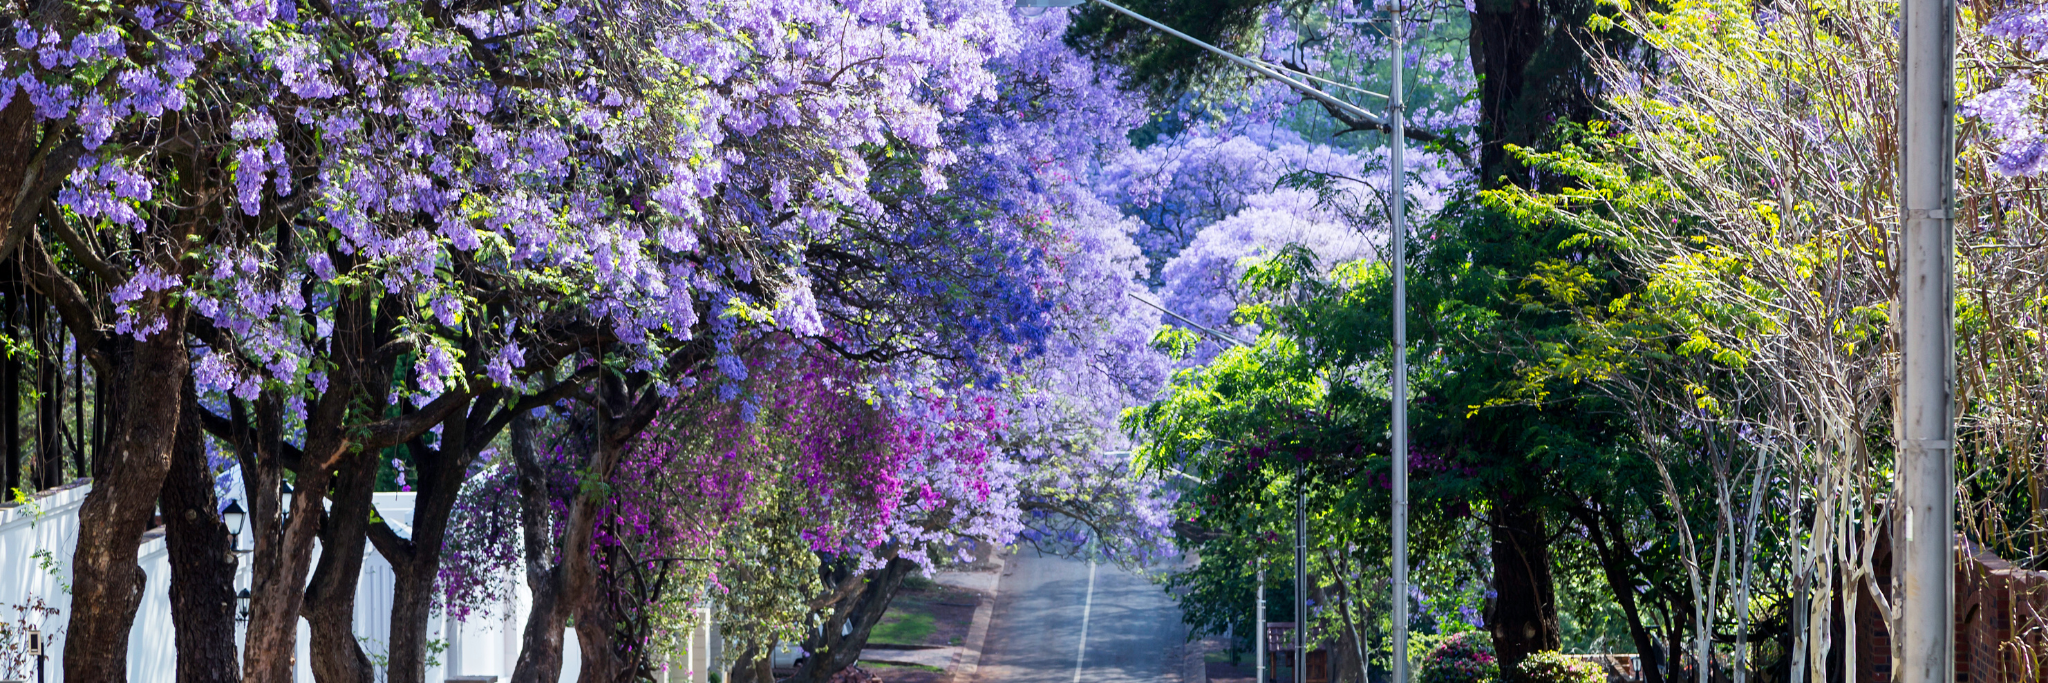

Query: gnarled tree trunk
[511,411,568,683]
[565,427,630,683]
[786,556,919,683]
[161,378,239,683]
[304,453,380,683]
[63,309,188,683]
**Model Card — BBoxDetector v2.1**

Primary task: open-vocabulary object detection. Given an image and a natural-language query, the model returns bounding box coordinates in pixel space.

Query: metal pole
[1258,564,1267,683]
[1896,0,1956,681]
[1297,464,1308,683]
[1389,4,1411,683]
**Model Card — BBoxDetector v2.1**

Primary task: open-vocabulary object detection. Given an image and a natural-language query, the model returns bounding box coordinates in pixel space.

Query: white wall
[0,483,85,683]
[0,481,720,680]
[0,483,704,683]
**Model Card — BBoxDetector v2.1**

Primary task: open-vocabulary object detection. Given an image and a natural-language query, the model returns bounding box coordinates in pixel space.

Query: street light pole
[1389,5,1409,681]
[1297,464,1308,683]
[1896,0,1956,682]
[1257,562,1267,683]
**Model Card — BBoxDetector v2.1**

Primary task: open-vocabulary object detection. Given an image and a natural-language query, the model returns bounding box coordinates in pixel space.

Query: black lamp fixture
[236,589,251,622]
[221,499,247,552]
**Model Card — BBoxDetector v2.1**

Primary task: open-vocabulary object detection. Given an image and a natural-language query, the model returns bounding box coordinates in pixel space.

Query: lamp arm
[1087,0,1387,125]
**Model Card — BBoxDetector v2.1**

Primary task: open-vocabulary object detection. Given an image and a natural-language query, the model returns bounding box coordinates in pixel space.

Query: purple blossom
[415,345,457,395]
[485,343,525,386]
[1986,5,2048,56]
[1962,78,2048,176]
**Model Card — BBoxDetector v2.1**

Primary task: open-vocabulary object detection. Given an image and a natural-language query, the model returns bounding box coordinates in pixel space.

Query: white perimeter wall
[0,484,634,683]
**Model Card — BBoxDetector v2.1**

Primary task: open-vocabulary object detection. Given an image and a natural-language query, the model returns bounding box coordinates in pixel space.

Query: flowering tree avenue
[3,2,1063,683]
[428,12,1184,682]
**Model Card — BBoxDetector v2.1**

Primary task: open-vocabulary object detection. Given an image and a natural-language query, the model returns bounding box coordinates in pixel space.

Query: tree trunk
[161,378,240,683]
[1573,505,1665,683]
[240,387,365,683]
[787,556,920,683]
[0,95,40,230]
[1488,493,1560,680]
[517,360,697,683]
[304,454,379,683]
[727,646,772,683]
[513,564,568,683]
[510,412,568,683]
[386,529,441,683]
[72,330,87,478]
[62,309,187,683]
[389,403,487,683]
[2,269,19,497]
[573,598,625,683]
[34,296,62,488]
[1468,0,1549,188]
[566,409,630,683]
[568,513,627,681]
[241,291,387,683]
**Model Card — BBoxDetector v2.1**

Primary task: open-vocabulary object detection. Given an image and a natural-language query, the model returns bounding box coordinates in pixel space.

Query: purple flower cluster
[1963,78,2048,176]
[1966,8,2048,176]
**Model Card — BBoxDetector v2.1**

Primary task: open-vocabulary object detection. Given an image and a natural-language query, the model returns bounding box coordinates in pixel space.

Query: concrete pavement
[972,553,1186,683]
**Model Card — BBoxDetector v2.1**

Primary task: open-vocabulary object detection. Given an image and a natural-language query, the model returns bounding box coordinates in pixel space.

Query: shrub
[1514,651,1604,683]
[1419,631,1499,683]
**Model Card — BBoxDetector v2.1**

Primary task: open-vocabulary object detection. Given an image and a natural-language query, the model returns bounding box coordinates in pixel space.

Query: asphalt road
[973,552,1185,683]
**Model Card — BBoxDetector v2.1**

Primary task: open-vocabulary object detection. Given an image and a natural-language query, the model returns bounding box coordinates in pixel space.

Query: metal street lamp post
[1896,0,1956,682]
[1388,8,1410,682]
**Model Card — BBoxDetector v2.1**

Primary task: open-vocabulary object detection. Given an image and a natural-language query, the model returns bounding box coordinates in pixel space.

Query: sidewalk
[930,550,1006,683]
[855,549,1008,683]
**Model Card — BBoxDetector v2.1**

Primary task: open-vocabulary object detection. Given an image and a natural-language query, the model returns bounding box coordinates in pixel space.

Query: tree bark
[787,557,919,683]
[62,308,188,683]
[1468,0,1548,188]
[516,352,704,683]
[1570,504,1664,683]
[34,293,62,488]
[2,268,19,497]
[383,464,442,683]
[726,646,772,683]
[0,94,44,252]
[303,453,379,683]
[566,431,630,683]
[161,378,240,683]
[1488,493,1560,680]
[510,412,568,683]
[237,292,388,683]
[387,396,499,683]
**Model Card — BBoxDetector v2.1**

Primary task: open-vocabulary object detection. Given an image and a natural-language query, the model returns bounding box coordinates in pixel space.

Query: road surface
[974,552,1185,683]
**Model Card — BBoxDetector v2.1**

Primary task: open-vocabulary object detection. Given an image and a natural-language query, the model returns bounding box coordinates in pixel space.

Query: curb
[946,552,1008,683]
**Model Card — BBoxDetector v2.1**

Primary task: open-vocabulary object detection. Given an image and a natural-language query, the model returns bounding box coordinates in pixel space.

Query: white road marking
[1073,558,1098,683]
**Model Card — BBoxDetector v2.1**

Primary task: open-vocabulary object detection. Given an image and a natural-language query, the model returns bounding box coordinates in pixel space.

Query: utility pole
[1296,463,1308,683]
[1388,3,1410,682]
[1895,0,1956,681]
[1257,563,1267,683]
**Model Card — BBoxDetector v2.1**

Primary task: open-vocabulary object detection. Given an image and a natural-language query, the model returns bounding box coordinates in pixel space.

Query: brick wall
[1953,542,2048,683]
[1856,536,2048,683]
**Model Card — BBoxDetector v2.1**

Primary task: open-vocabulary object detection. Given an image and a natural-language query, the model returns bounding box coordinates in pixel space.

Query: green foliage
[1418,631,1500,683]
[1512,651,1603,683]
